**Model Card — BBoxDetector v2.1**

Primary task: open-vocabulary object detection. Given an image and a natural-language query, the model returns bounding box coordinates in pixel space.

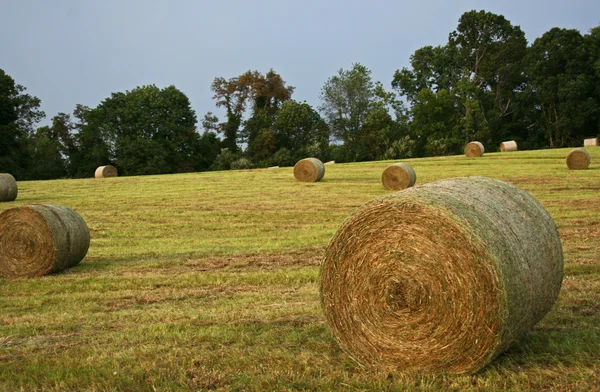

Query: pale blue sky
[1,0,599,127]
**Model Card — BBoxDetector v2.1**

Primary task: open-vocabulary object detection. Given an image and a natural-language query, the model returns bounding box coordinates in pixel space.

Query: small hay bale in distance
[381,163,416,191]
[0,173,18,202]
[0,205,90,278]
[324,160,336,165]
[566,148,591,170]
[584,138,598,147]
[464,141,485,157]
[294,158,325,182]
[499,140,518,152]
[320,177,563,374]
[95,165,118,178]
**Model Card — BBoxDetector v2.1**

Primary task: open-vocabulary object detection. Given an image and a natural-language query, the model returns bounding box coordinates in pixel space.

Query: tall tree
[0,69,45,179]
[272,100,330,161]
[94,85,199,175]
[207,69,294,152]
[525,28,597,147]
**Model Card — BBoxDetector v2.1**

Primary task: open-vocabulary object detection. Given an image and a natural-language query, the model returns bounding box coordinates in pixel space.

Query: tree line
[2,10,599,180]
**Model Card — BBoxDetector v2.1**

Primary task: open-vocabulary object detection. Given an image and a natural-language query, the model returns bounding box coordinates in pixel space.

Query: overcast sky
[1,0,599,127]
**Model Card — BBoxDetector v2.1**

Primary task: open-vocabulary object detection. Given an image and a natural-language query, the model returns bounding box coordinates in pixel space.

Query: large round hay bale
[464,141,485,157]
[381,163,416,191]
[95,165,118,178]
[294,158,325,182]
[0,173,18,202]
[320,177,563,374]
[499,140,518,152]
[584,138,598,147]
[566,148,591,170]
[0,205,90,278]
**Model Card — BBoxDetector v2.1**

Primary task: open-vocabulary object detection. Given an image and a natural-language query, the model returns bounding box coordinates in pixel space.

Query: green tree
[0,69,45,179]
[66,105,113,178]
[27,125,66,180]
[94,85,198,175]
[525,27,597,147]
[272,100,329,161]
[320,63,402,161]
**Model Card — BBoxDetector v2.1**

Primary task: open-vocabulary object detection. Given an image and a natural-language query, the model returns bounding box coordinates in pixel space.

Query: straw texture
[566,148,591,170]
[584,138,598,147]
[95,165,118,178]
[500,140,518,152]
[320,177,563,374]
[381,163,416,191]
[0,205,90,278]
[0,173,18,202]
[464,141,485,157]
[294,158,325,182]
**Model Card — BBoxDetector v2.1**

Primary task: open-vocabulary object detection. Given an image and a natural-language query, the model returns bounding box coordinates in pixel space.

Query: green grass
[1,147,599,391]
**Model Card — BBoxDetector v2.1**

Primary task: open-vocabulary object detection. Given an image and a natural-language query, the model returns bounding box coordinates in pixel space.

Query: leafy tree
[0,68,45,179]
[525,28,597,147]
[66,105,113,178]
[272,100,329,161]
[319,63,377,142]
[94,85,198,175]
[27,125,66,180]
[207,69,294,152]
[320,63,402,161]
[193,131,221,171]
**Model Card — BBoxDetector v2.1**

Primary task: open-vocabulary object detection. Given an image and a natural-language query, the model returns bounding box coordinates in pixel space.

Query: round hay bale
[95,165,118,178]
[381,163,416,191]
[324,160,336,165]
[0,173,18,202]
[583,138,598,147]
[294,158,325,182]
[499,140,518,152]
[320,176,563,374]
[566,148,591,170]
[464,141,485,157]
[0,205,90,278]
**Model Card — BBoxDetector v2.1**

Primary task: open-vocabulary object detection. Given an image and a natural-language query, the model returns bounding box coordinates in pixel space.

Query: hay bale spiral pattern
[0,205,90,278]
[95,165,118,178]
[464,141,485,157]
[294,158,325,182]
[320,177,563,374]
[381,163,416,191]
[499,140,518,152]
[566,148,591,170]
[0,173,18,202]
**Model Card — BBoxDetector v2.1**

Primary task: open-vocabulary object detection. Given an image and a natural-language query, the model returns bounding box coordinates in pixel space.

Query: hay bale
[566,148,591,170]
[464,141,485,157]
[0,173,18,202]
[381,163,416,191]
[95,165,118,178]
[0,205,90,278]
[499,140,518,152]
[324,160,336,165]
[294,158,325,182]
[320,177,563,374]
[584,138,598,147]
[268,166,280,169]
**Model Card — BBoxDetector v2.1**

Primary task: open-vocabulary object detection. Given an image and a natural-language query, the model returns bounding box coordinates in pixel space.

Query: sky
[1,0,599,128]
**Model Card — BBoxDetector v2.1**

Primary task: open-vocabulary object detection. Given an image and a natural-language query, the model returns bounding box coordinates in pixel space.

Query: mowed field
[1,148,599,391]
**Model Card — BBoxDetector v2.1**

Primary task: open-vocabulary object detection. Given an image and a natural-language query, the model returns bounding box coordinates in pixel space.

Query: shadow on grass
[485,326,600,372]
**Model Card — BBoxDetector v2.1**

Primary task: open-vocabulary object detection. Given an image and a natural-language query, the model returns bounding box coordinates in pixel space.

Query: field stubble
[1,148,599,391]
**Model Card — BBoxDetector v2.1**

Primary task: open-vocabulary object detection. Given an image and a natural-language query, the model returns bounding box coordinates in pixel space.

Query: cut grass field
[1,148,599,391]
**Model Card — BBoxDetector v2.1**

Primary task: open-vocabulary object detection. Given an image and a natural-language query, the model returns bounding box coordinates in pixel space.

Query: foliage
[0,68,45,179]
[92,85,199,175]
